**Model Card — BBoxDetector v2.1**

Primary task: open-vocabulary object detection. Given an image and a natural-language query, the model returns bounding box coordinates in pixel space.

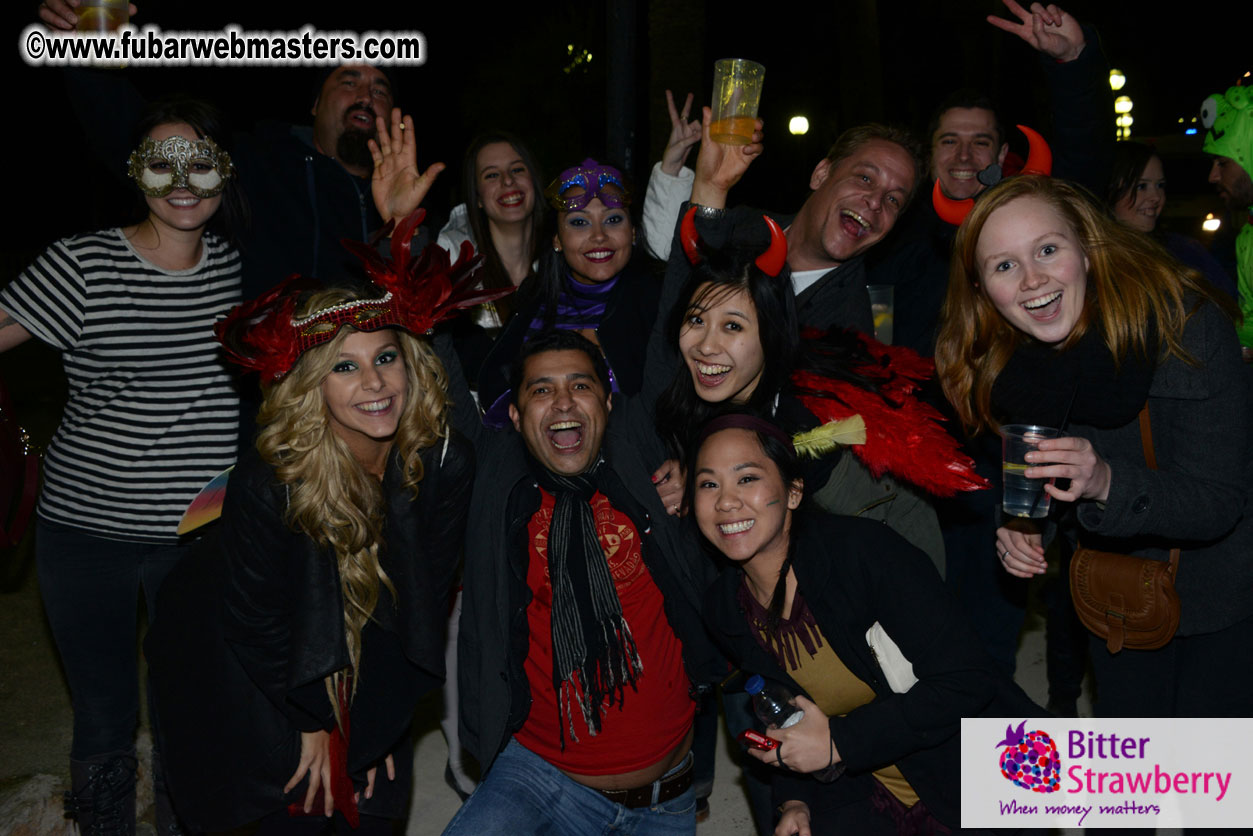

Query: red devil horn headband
[679,206,788,277]
[932,124,1053,227]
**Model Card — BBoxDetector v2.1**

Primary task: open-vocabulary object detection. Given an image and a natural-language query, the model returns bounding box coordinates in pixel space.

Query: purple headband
[545,158,631,211]
[695,413,796,456]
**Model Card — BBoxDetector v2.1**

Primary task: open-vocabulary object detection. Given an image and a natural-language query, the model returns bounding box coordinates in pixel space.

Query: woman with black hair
[473,158,661,426]
[690,412,1036,835]
[654,216,985,568]
[0,96,245,834]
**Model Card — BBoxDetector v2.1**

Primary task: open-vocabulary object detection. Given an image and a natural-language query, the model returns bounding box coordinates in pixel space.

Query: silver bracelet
[691,203,726,220]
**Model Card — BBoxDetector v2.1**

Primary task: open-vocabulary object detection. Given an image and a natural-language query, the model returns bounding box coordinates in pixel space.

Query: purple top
[481,272,622,428]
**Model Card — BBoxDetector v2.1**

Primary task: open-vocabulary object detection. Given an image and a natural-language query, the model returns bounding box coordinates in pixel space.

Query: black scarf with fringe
[527,455,644,749]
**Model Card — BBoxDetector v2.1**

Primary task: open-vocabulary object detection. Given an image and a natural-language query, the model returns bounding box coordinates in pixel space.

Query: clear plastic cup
[710,59,765,146]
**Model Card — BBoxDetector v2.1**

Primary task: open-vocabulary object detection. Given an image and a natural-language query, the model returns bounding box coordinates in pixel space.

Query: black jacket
[677,205,874,335]
[146,439,471,830]
[434,322,725,773]
[474,259,662,414]
[232,121,385,296]
[866,24,1114,356]
[65,70,403,300]
[703,512,1040,828]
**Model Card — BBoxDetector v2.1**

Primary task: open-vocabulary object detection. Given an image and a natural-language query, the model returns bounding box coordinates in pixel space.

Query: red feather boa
[791,330,989,498]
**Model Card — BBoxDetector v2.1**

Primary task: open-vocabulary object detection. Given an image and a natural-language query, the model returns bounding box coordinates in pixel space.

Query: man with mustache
[40,0,417,299]
[434,328,722,836]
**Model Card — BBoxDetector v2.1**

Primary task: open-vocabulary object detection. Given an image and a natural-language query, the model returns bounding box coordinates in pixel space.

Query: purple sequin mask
[545,158,631,211]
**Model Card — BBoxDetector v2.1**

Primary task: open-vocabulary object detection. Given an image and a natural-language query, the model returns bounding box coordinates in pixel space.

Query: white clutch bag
[865,621,918,694]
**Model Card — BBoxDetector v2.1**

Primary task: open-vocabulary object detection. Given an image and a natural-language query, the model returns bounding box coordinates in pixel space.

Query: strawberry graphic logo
[996,720,1061,793]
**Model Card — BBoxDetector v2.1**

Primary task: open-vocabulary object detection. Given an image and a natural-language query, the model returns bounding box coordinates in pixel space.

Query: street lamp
[1109,69,1126,91]
[1114,95,1133,140]
[789,116,809,136]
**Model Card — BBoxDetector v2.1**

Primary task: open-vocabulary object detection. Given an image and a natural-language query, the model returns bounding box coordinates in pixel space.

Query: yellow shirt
[744,586,919,807]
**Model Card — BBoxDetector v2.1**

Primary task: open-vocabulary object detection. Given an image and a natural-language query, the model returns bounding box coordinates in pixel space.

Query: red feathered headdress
[215,208,512,380]
[790,329,989,497]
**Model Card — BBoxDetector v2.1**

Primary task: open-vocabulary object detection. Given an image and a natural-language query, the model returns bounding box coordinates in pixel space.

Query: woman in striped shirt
[0,97,244,835]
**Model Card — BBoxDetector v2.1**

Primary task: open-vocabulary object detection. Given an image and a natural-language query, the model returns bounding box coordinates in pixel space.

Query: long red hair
[935,175,1238,435]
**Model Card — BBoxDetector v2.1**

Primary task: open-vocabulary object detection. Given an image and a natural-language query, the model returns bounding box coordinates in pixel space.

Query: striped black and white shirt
[0,228,242,543]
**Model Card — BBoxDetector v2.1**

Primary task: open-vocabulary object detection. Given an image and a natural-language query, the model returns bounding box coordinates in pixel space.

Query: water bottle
[744,675,844,783]
[745,674,803,728]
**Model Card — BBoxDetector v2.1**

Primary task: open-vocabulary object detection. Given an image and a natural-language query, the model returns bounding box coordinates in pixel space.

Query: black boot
[65,750,137,836]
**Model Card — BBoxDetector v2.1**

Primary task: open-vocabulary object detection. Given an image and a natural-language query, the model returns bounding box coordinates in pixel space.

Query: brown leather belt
[592,754,694,809]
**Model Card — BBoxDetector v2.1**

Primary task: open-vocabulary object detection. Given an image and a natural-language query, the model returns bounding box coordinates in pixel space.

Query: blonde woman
[147,222,494,833]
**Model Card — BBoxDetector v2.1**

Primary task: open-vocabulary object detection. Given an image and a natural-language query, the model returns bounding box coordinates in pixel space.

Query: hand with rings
[996,524,1046,578]
[651,458,686,517]
[745,695,839,774]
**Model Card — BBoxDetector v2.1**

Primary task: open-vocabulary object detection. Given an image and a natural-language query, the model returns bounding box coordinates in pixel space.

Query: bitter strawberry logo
[996,720,1061,793]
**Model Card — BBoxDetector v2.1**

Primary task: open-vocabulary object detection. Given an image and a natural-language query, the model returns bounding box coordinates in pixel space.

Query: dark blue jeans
[37,518,192,759]
[442,738,696,835]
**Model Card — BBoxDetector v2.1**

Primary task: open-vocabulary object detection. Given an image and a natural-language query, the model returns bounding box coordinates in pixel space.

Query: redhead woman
[935,175,1252,718]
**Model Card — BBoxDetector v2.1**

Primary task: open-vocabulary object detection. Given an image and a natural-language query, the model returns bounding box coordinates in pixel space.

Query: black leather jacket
[147,438,472,830]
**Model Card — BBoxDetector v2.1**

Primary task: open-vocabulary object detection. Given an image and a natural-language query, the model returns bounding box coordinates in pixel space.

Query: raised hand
[690,106,764,209]
[39,0,138,30]
[987,0,1086,63]
[661,90,701,176]
[369,107,445,225]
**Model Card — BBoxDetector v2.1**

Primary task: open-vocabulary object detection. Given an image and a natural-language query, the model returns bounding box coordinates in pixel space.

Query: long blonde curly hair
[255,287,451,706]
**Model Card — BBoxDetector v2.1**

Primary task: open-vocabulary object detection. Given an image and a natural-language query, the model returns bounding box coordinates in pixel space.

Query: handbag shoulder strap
[1137,405,1157,470]
[1135,403,1181,573]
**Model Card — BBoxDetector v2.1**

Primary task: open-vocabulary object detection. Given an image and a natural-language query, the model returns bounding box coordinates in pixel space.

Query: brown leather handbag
[1068,406,1181,654]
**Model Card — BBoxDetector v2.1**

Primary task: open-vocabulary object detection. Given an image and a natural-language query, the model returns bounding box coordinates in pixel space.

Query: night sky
[6,0,1248,267]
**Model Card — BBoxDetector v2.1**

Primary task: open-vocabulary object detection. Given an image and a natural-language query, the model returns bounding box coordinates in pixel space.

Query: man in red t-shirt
[447,330,722,836]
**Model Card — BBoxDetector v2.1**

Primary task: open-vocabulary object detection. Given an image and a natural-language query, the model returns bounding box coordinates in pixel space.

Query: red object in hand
[738,729,778,751]
[287,680,359,827]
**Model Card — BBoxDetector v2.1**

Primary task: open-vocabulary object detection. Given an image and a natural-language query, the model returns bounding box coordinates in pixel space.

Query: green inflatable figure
[1201,85,1253,349]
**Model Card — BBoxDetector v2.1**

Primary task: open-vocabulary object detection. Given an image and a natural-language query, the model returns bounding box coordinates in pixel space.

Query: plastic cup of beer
[76,0,129,32]
[866,285,894,345]
[710,59,765,146]
[1000,425,1061,518]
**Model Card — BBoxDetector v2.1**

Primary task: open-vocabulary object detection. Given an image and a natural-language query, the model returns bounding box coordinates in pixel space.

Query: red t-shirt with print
[515,489,694,775]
